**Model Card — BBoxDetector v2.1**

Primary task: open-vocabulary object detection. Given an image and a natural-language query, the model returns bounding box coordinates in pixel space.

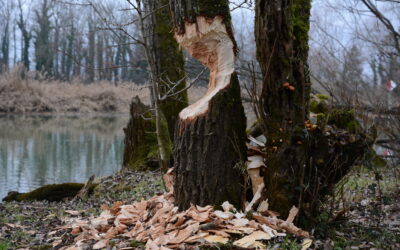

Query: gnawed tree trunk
[170,0,247,210]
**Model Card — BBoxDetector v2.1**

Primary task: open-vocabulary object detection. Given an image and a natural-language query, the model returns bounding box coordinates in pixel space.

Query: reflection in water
[0,114,128,200]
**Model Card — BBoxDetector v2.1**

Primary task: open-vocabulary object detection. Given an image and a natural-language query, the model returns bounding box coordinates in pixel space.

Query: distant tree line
[0,0,150,84]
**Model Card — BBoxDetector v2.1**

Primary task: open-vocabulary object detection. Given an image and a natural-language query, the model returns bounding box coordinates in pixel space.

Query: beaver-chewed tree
[255,0,372,225]
[123,0,188,170]
[170,0,247,210]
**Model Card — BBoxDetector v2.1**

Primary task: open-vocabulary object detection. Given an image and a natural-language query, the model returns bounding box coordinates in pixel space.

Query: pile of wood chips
[65,169,310,250]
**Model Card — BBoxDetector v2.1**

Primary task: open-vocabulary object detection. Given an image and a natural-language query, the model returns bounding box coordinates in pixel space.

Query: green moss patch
[2,183,97,202]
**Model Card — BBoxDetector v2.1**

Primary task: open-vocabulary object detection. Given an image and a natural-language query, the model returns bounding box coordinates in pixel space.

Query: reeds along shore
[0,66,148,114]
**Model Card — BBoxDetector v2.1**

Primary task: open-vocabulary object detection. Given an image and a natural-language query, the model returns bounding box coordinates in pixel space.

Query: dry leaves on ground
[61,170,310,250]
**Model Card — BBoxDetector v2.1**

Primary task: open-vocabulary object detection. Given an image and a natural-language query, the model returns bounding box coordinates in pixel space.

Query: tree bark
[170,0,247,210]
[255,0,312,216]
[255,1,371,227]
[143,0,188,139]
[123,97,166,170]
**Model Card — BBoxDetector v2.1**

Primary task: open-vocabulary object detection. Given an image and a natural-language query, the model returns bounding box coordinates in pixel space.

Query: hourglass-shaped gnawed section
[170,0,247,211]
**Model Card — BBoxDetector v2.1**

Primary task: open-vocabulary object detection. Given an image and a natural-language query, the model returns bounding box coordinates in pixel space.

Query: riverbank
[0,167,398,249]
[0,68,149,114]
[0,69,259,124]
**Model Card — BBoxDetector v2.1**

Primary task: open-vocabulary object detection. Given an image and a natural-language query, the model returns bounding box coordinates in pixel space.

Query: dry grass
[0,66,256,125]
[0,66,148,113]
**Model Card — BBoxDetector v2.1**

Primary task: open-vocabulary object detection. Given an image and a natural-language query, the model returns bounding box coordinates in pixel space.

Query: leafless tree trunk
[170,0,247,210]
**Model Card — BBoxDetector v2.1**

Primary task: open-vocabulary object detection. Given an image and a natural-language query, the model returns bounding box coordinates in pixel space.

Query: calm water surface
[0,114,129,200]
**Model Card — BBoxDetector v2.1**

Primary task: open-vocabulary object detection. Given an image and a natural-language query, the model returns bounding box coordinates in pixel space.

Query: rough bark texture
[123,97,171,170]
[170,0,247,210]
[256,0,312,217]
[255,0,372,226]
[143,0,188,139]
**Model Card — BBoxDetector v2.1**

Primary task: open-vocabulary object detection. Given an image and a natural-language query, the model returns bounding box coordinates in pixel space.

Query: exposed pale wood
[170,0,247,210]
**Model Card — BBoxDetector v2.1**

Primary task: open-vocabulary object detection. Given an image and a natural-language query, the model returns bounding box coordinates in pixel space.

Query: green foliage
[310,94,329,114]
[310,101,328,114]
[129,240,145,248]
[0,241,11,250]
[291,0,312,52]
[316,93,329,101]
[326,109,362,133]
[280,236,301,250]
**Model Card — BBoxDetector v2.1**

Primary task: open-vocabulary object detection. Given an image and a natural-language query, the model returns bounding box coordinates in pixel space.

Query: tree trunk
[255,0,312,216]
[255,1,372,227]
[87,20,95,82]
[170,0,247,210]
[143,0,188,139]
[123,97,166,170]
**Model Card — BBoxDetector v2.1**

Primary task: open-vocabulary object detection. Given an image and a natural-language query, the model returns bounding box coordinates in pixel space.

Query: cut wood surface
[170,0,247,210]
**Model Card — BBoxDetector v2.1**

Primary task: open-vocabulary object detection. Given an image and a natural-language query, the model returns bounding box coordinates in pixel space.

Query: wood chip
[207,229,230,238]
[185,232,209,243]
[168,222,199,245]
[204,235,229,244]
[66,180,309,249]
[257,200,269,213]
[93,239,109,249]
[233,231,272,248]
[301,238,313,250]
[163,168,174,193]
[245,183,264,212]
[286,206,299,223]
[214,210,234,219]
[230,218,249,227]
[65,210,81,216]
[221,201,235,212]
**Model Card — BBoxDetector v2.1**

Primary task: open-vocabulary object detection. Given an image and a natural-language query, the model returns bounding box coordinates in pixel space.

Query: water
[0,114,129,201]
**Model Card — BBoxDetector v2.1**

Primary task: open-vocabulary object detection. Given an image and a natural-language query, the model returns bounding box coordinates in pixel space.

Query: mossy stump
[123,96,171,170]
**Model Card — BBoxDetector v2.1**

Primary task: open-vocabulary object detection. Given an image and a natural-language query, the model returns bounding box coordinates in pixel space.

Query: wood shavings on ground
[62,170,310,249]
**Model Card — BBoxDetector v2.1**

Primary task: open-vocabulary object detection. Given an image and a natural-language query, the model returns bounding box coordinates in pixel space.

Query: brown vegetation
[0,66,143,113]
[0,66,213,115]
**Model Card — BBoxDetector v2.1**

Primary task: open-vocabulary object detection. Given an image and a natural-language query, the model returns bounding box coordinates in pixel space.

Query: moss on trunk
[145,0,188,139]
[123,97,172,170]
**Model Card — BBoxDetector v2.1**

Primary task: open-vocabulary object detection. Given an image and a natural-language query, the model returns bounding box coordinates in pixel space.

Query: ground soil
[0,167,398,249]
